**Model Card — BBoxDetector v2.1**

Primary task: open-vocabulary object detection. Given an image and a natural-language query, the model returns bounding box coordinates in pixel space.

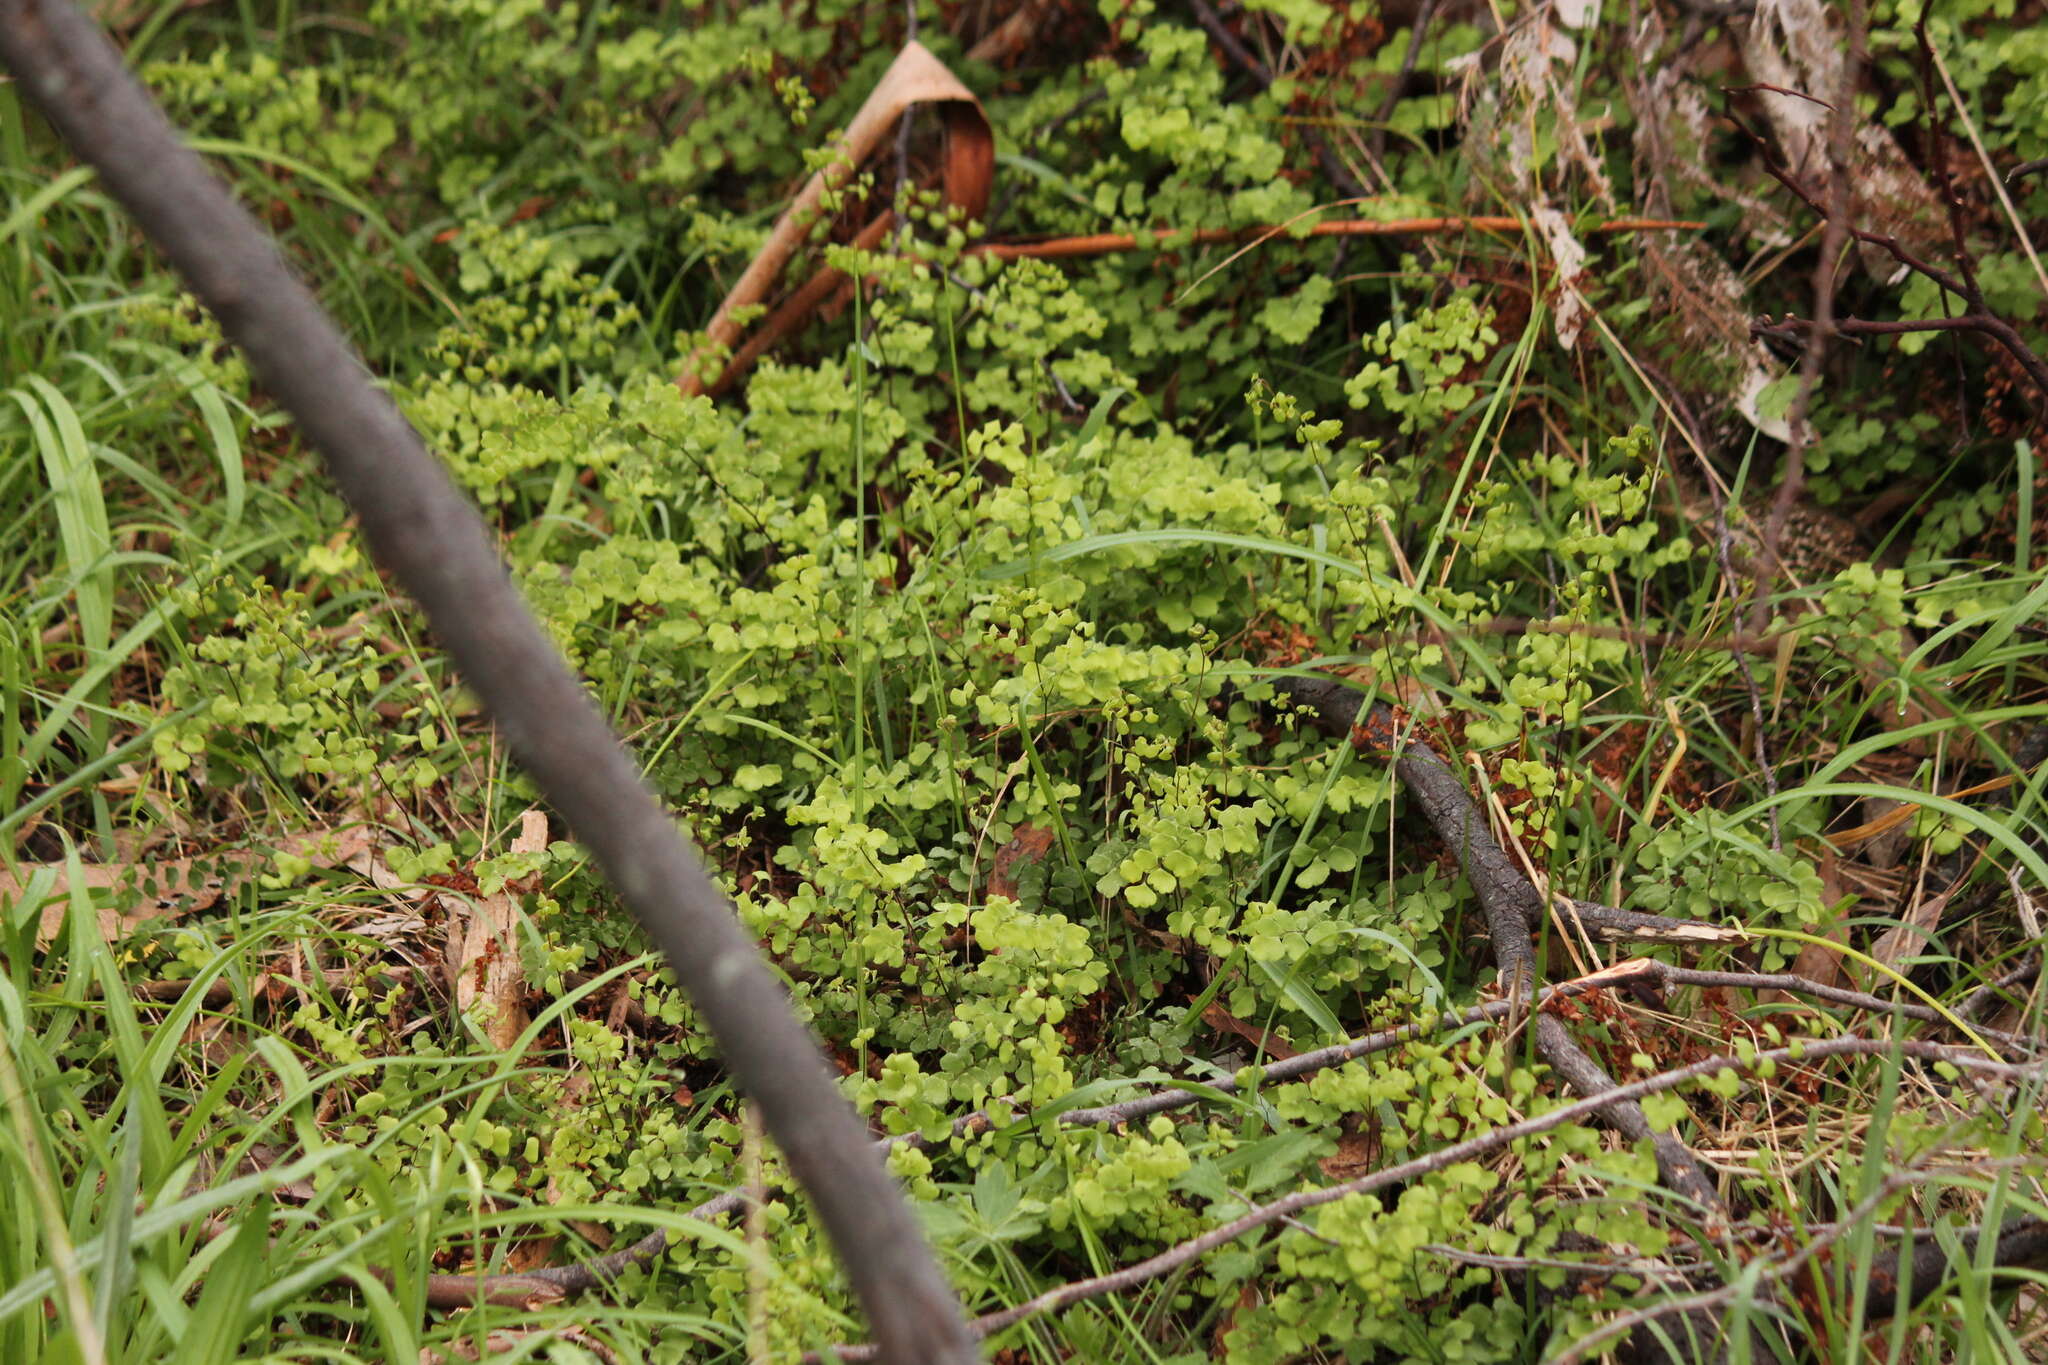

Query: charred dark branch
[1270,675,1725,1213]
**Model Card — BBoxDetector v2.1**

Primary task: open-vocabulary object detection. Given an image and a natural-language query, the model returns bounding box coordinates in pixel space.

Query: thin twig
[1553,1161,2048,1364]
[1185,0,1369,201]
[809,1038,2044,1360]
[1954,954,2044,1027]
[1722,82,1833,110]
[1663,968,2041,1053]
[1725,105,2048,406]
[411,955,2038,1306]
[1755,3,1862,639]
[1275,674,1726,1213]
[1420,1243,1709,1276]
[1366,0,1438,163]
[1558,898,1749,946]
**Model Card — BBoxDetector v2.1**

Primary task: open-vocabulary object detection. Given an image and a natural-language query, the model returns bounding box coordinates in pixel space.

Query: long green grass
[4,4,2047,1363]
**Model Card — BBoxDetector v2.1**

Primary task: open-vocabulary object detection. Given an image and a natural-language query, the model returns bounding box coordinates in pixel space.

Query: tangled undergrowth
[3,0,2047,1361]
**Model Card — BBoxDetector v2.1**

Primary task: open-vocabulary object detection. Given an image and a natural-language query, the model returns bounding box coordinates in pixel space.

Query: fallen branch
[1272,673,1726,1214]
[1663,967,2041,1054]
[1277,672,1746,1363]
[0,8,976,1359]
[808,1037,2044,1360]
[1367,0,1439,163]
[1955,954,2043,1027]
[1557,898,1749,946]
[128,965,416,1010]
[408,951,2040,1308]
[419,960,1668,1306]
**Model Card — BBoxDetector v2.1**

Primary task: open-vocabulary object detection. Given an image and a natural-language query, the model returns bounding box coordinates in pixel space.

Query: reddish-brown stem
[969,216,1704,262]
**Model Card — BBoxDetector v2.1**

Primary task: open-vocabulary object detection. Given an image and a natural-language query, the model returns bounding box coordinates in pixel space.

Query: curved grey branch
[1271,675,1724,1210]
[0,6,975,1360]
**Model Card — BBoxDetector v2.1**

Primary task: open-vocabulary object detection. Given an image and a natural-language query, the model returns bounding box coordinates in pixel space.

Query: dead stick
[414,954,2038,1307]
[1273,673,1726,1212]
[0,8,976,1359]
[809,1037,2042,1359]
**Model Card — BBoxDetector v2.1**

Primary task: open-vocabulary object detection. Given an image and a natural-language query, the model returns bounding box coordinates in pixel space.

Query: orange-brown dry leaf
[453,810,545,1052]
[1201,1001,1299,1061]
[1211,1282,1263,1360]
[988,823,1055,901]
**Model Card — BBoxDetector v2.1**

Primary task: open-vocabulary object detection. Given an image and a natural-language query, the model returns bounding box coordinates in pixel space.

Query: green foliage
[1345,296,1501,433]
[152,574,441,800]
[7,0,2048,1361]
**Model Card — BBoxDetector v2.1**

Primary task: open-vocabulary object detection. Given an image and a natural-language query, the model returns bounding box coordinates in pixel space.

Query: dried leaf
[6,824,379,946]
[454,810,544,1052]
[678,41,992,396]
[988,824,1055,902]
[1870,886,1954,971]
[1202,1002,1299,1061]
[1531,203,1591,350]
